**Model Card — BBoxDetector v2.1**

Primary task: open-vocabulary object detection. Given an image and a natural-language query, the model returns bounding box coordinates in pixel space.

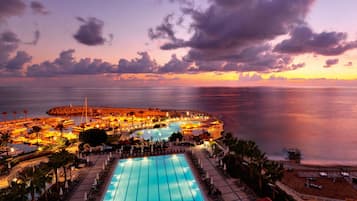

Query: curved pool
[130,121,200,141]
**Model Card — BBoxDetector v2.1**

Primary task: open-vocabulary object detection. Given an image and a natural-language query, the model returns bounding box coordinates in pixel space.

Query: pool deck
[66,145,256,201]
[68,154,109,201]
[192,146,256,201]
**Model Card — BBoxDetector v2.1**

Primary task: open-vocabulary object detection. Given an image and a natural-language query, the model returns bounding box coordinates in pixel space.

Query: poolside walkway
[68,154,108,201]
[0,156,49,189]
[193,146,256,201]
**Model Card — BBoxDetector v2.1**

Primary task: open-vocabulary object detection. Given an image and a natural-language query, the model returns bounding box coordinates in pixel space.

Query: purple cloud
[1,31,20,43]
[74,17,111,46]
[0,0,26,22]
[323,58,339,68]
[6,51,32,70]
[151,0,315,73]
[0,31,31,76]
[274,26,357,56]
[27,49,115,77]
[158,54,192,73]
[30,1,49,15]
[117,52,158,74]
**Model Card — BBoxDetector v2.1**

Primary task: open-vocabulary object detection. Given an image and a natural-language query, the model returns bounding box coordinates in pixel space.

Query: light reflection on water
[1,87,357,165]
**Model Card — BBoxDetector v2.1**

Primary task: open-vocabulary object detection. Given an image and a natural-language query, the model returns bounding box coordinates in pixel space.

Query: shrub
[169,132,183,142]
[79,128,107,147]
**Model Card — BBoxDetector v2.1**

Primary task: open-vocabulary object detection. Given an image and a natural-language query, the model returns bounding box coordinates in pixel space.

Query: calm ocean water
[1,87,357,165]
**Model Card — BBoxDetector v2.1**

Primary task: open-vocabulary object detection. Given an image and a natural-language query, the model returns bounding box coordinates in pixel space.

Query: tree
[1,112,7,121]
[32,126,42,145]
[32,165,52,200]
[79,128,107,147]
[23,109,28,119]
[17,165,51,201]
[0,131,11,156]
[55,122,65,138]
[57,149,75,184]
[138,110,144,118]
[17,166,36,201]
[128,111,135,126]
[0,181,28,201]
[48,153,63,188]
[263,161,284,183]
[169,132,183,142]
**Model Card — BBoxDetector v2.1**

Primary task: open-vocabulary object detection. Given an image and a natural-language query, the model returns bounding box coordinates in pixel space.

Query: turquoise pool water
[131,121,200,141]
[103,154,204,201]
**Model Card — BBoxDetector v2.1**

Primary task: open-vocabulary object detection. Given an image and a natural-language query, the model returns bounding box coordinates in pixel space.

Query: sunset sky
[1,0,357,87]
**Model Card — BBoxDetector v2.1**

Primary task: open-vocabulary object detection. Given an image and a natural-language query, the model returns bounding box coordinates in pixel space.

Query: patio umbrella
[84,192,88,201]
[206,172,209,178]
[96,173,100,180]
[94,178,97,186]
[223,163,227,171]
[210,177,214,185]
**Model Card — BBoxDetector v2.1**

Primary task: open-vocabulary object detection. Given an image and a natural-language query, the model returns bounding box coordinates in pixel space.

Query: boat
[72,97,93,133]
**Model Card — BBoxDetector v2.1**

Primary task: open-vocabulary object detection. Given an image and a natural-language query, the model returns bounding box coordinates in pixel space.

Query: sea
[1,86,357,165]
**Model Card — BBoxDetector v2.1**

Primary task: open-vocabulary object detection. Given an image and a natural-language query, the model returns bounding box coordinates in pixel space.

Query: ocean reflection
[1,87,357,164]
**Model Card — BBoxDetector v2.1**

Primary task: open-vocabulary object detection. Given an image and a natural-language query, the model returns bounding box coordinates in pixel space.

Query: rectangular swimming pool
[103,154,204,201]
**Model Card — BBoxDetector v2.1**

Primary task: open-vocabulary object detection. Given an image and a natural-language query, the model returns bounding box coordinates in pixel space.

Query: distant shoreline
[46,106,209,117]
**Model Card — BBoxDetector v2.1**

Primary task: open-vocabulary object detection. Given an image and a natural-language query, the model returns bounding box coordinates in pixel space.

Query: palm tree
[23,109,28,119]
[48,153,63,189]
[32,126,42,145]
[0,131,11,156]
[58,149,75,184]
[17,166,36,201]
[128,111,135,126]
[55,122,65,138]
[264,161,284,183]
[49,149,76,188]
[32,165,52,200]
[252,152,268,191]
[1,181,28,201]
[1,112,7,121]
[138,110,144,118]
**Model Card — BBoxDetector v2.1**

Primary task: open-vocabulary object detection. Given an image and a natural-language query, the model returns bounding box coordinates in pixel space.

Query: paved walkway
[68,154,108,201]
[0,156,49,189]
[193,146,255,201]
